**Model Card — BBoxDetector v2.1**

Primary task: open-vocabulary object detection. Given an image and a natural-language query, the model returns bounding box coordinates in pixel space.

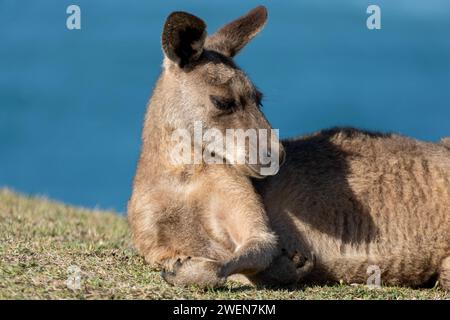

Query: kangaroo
[128,6,450,290]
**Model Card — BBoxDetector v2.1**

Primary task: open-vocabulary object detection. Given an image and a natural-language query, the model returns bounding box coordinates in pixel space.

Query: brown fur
[128,6,450,289]
[255,128,450,288]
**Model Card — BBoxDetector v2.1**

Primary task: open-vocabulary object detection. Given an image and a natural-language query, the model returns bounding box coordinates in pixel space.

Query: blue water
[1,0,449,213]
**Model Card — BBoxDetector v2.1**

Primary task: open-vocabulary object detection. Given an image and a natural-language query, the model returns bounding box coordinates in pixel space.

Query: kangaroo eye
[210,95,236,112]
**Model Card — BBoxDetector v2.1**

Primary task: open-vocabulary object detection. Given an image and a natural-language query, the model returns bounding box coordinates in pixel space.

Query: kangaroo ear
[162,12,207,68]
[206,6,267,57]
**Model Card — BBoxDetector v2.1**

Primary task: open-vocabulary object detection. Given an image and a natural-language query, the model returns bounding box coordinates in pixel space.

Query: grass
[0,188,448,300]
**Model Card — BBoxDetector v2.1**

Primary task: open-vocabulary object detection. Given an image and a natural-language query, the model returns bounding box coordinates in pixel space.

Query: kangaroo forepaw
[289,250,315,278]
[161,257,226,289]
[248,249,315,286]
[161,256,191,283]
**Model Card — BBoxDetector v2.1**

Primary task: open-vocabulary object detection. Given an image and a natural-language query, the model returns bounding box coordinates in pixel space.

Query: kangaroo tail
[440,137,450,149]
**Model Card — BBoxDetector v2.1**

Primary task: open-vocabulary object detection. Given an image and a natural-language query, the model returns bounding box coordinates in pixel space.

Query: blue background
[1,0,449,213]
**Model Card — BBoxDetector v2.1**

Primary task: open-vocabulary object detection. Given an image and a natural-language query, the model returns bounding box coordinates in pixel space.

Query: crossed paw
[161,256,226,288]
[248,248,315,286]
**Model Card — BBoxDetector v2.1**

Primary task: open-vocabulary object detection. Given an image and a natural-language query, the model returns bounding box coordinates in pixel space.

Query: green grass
[0,188,448,300]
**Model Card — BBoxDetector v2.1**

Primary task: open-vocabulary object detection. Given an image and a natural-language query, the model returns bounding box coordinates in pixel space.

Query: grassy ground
[0,188,448,300]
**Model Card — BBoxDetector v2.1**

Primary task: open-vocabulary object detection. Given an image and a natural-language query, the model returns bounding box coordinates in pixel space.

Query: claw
[292,252,305,268]
[161,269,176,285]
[174,258,183,270]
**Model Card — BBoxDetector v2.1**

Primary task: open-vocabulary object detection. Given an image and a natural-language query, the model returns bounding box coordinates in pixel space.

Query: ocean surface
[1,0,449,213]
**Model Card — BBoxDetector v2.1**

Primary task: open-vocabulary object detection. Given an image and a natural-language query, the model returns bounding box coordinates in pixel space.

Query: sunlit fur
[128,6,450,289]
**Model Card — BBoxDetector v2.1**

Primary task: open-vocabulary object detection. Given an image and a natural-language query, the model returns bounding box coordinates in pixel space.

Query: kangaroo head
[151,6,284,178]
